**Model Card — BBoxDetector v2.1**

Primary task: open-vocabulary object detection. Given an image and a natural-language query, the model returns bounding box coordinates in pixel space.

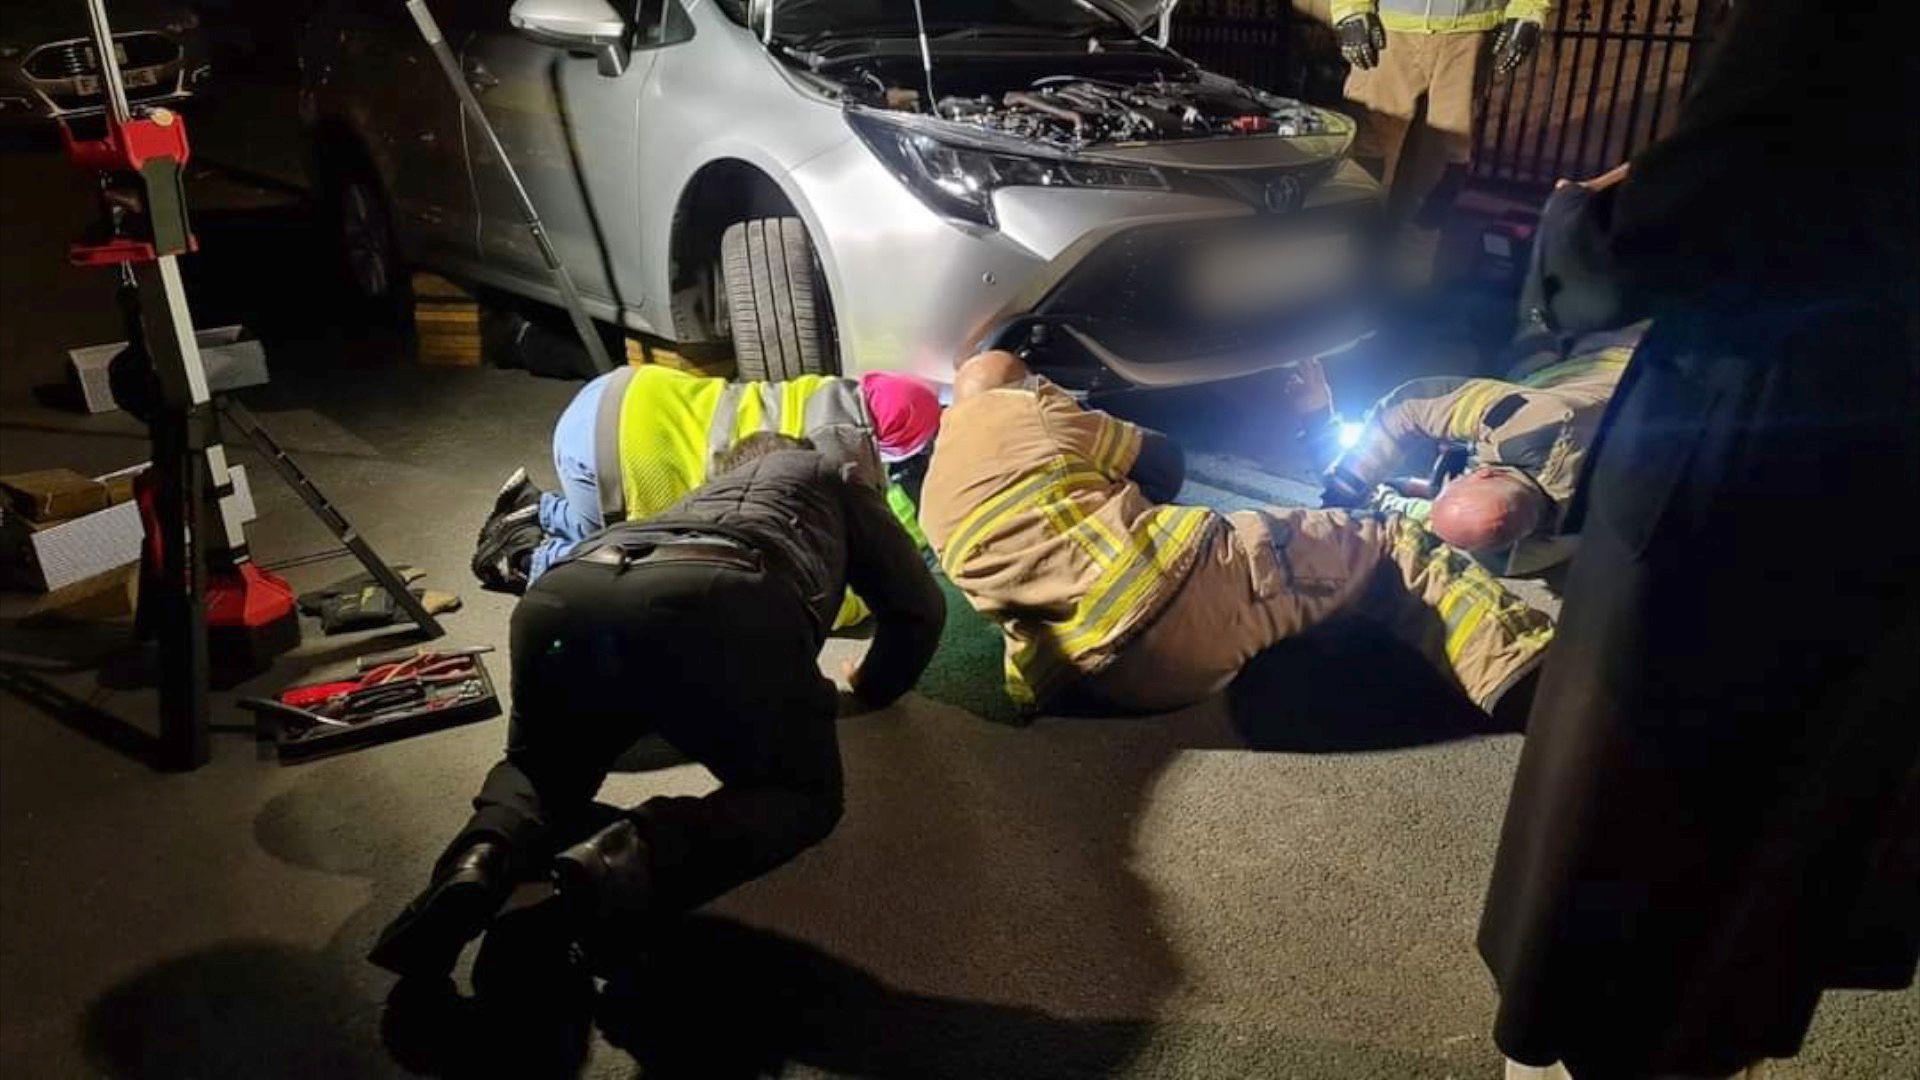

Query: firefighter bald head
[953,350,1031,402]
[1430,467,1550,553]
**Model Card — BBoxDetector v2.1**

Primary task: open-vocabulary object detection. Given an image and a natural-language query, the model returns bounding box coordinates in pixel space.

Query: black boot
[471,504,544,594]
[490,466,542,519]
[552,819,654,972]
[369,840,513,980]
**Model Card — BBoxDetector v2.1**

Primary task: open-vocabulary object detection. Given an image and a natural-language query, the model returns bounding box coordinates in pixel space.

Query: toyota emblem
[1263,174,1302,214]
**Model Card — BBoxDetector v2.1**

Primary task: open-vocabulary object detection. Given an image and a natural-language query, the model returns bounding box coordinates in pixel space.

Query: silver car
[301,0,1380,385]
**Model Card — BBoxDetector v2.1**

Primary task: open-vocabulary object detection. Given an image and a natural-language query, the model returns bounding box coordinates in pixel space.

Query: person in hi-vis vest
[473,365,940,599]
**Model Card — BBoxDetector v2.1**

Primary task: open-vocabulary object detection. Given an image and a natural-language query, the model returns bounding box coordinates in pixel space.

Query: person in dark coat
[1477,1,1920,1076]
[370,433,945,981]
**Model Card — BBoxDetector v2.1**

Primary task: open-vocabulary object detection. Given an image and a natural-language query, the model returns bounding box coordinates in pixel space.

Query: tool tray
[252,655,501,763]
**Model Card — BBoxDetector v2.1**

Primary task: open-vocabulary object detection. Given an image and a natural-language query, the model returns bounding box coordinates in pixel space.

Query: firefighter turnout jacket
[919,379,1214,707]
[1332,0,1551,34]
[923,378,1555,714]
[1334,324,1642,574]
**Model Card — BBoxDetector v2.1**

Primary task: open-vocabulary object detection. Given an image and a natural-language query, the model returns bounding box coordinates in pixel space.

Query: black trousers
[446,554,842,919]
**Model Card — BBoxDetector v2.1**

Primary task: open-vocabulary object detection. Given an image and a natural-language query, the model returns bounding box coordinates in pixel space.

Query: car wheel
[720,217,837,380]
[322,155,410,326]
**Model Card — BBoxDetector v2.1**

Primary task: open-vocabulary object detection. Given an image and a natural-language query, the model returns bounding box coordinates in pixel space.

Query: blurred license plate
[73,66,160,96]
[1187,230,1355,317]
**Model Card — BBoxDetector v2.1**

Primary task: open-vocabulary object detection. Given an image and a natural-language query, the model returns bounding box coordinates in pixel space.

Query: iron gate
[1473,1,1724,186]
[1169,2,1726,191]
[1168,1,1306,101]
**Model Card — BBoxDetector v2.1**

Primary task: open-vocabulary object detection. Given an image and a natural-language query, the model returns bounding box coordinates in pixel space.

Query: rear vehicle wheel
[720,217,837,380]
[318,148,410,327]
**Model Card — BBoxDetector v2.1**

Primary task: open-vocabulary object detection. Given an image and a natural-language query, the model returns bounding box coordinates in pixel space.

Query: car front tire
[720,217,836,380]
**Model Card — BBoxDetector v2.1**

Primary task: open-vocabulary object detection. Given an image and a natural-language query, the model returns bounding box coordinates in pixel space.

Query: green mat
[915,577,1027,726]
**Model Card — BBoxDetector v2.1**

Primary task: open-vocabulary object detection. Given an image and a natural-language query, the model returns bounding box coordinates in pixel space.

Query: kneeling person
[373,433,944,980]
[921,351,1552,715]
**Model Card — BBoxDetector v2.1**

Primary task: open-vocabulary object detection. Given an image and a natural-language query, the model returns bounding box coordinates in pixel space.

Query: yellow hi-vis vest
[591,365,882,525]
[590,365,886,628]
[1330,0,1551,35]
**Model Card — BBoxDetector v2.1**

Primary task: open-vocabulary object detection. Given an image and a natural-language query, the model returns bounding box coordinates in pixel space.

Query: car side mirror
[509,0,630,76]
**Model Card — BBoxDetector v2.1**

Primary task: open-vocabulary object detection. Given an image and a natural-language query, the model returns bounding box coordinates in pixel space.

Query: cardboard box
[66,325,269,414]
[0,463,256,593]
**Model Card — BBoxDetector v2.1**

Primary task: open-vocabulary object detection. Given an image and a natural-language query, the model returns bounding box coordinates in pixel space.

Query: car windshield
[714,0,1129,43]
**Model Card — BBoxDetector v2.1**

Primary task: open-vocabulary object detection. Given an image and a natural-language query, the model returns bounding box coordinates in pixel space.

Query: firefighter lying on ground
[470,364,940,623]
[1320,323,1646,577]
[919,350,1553,718]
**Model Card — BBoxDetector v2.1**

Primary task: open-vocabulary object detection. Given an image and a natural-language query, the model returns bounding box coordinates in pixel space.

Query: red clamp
[62,107,199,266]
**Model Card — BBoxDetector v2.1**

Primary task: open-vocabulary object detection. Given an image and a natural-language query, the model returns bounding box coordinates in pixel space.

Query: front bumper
[796,138,1383,388]
[982,192,1384,390]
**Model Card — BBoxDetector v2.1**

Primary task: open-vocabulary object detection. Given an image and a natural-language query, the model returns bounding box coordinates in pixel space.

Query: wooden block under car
[411,272,482,366]
[0,469,113,523]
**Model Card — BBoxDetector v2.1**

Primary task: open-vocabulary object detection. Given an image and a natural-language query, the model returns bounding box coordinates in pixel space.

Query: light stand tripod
[65,0,441,770]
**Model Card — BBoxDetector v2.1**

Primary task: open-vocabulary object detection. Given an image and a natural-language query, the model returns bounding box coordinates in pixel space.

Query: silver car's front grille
[24,33,180,79]
[1043,204,1380,352]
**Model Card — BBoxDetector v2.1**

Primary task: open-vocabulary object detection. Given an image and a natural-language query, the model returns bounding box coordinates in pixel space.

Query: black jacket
[573,450,944,706]
[1479,2,1920,1074]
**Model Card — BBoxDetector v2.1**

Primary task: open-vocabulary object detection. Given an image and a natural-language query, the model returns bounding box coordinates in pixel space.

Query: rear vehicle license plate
[73,66,161,96]
[1187,230,1355,318]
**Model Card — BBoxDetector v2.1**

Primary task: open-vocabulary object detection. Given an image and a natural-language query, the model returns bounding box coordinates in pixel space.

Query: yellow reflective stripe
[620,367,721,519]
[780,379,811,437]
[1444,380,1510,441]
[1004,641,1059,707]
[734,383,766,441]
[1086,417,1141,476]
[1090,420,1115,473]
[940,461,1106,577]
[1520,350,1631,389]
[1107,422,1142,475]
[1395,523,1545,662]
[1080,512,1129,566]
[1443,591,1489,663]
[1059,506,1210,656]
[1035,493,1120,571]
[1001,506,1210,704]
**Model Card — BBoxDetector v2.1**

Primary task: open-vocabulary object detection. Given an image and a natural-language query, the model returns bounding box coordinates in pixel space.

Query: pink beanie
[859,372,941,461]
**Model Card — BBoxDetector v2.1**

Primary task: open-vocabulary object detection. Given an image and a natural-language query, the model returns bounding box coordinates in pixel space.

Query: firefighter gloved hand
[1491,18,1542,78]
[1338,14,1387,71]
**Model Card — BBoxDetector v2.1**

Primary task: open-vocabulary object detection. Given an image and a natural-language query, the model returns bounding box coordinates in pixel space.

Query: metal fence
[1168,2,1726,191]
[1473,1,1722,186]
[1168,2,1305,102]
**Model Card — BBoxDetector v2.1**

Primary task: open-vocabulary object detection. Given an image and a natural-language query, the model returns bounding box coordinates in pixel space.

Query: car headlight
[847,110,1165,229]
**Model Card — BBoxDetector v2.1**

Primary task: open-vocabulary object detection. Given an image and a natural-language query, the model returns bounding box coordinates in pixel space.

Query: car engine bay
[934,77,1329,150]
[843,73,1334,151]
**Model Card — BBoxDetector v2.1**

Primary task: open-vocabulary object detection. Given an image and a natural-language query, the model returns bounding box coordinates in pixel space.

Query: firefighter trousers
[1084,508,1552,713]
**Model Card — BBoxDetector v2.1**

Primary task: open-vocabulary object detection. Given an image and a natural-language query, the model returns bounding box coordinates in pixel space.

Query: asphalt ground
[1,129,1913,1079]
